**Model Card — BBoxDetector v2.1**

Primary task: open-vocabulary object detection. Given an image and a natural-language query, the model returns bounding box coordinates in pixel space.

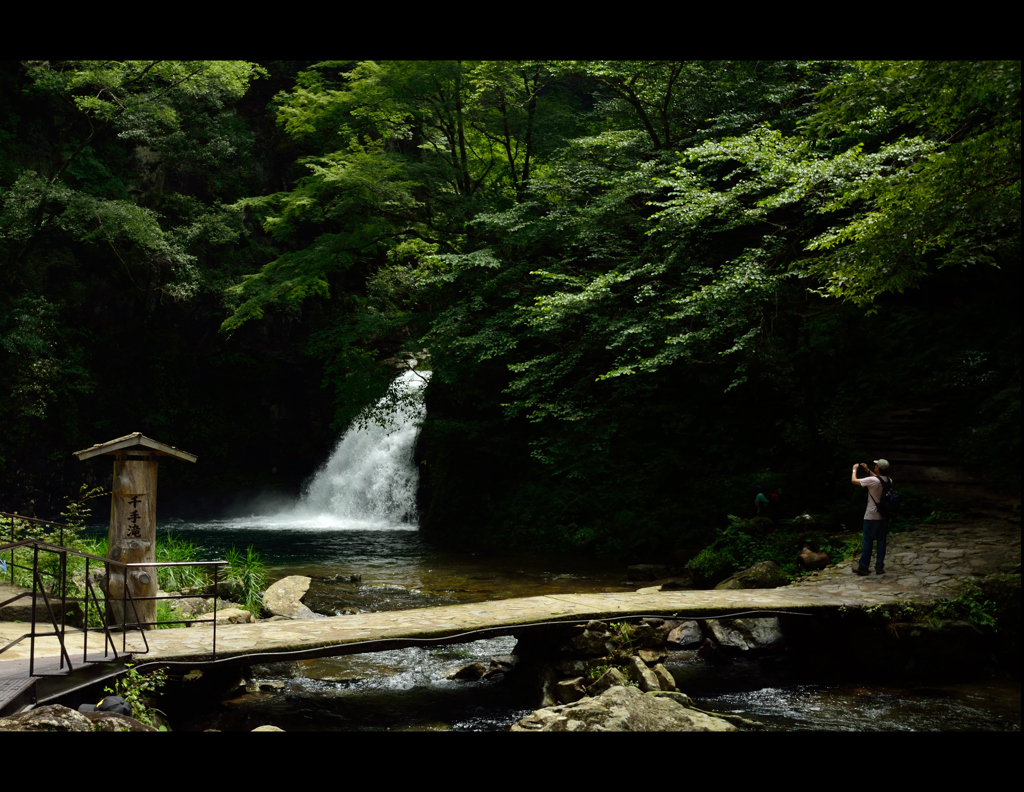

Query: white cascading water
[288,369,429,529]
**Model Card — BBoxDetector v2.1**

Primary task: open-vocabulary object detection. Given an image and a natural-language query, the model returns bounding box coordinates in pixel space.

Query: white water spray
[287,369,429,530]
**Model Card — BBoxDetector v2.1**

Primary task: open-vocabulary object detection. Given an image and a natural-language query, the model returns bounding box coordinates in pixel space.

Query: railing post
[59,548,68,670]
[29,544,38,677]
[84,555,90,662]
[212,563,219,660]
[5,514,13,584]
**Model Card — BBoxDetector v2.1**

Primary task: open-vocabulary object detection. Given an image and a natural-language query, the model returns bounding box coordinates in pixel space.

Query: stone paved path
[788,513,1020,600]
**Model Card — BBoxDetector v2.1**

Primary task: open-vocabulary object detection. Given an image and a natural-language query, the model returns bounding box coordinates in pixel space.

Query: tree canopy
[2,60,1018,554]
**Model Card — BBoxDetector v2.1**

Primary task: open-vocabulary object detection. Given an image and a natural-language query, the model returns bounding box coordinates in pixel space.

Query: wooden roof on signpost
[73,432,197,463]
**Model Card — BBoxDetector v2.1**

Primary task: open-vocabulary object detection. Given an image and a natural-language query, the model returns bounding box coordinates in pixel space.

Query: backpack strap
[869,476,891,512]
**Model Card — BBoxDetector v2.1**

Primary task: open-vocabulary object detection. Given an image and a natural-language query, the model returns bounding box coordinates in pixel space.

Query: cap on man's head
[873,459,890,471]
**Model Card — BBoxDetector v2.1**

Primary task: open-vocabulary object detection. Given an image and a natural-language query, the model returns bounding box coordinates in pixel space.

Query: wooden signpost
[74,433,197,629]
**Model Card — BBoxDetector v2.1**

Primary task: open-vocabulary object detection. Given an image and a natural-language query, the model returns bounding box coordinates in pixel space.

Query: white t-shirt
[858,475,891,520]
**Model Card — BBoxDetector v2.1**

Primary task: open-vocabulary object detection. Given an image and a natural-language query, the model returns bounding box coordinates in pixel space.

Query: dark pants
[859,519,888,570]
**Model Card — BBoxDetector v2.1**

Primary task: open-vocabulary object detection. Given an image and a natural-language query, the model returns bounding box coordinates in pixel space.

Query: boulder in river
[706,617,784,652]
[510,685,736,732]
[667,620,704,648]
[263,575,318,619]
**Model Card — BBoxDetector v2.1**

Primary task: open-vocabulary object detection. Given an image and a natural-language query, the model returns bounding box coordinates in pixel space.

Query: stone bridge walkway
[3,504,1017,672]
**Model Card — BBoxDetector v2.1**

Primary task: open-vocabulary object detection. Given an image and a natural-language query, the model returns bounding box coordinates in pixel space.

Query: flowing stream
[145,371,1017,732]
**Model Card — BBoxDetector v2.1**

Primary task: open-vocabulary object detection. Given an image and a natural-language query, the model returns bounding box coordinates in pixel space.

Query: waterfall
[293,369,429,529]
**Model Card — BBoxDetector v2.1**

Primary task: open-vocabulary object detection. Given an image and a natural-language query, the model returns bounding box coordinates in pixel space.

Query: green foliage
[154,533,208,592]
[685,512,870,584]
[888,485,950,528]
[4,486,107,601]
[686,546,739,583]
[60,484,108,531]
[608,621,635,653]
[586,663,615,681]
[863,600,927,627]
[0,295,93,438]
[921,510,960,524]
[0,58,283,512]
[155,598,185,630]
[864,581,1000,633]
[932,581,999,630]
[225,545,267,618]
[104,664,168,727]
[805,62,1019,299]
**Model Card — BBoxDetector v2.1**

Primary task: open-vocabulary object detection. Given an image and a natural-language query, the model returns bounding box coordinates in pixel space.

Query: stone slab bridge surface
[2,510,1018,670]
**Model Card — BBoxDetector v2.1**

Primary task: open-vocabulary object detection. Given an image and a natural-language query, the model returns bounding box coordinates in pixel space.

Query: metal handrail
[1,513,228,677]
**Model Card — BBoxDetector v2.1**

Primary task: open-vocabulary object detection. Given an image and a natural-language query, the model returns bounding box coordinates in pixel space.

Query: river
[148,519,1018,732]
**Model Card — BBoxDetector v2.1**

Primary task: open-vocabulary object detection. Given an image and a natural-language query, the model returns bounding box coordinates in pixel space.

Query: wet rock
[556,677,588,704]
[537,664,560,707]
[445,662,490,681]
[445,655,517,681]
[322,573,362,584]
[246,661,303,679]
[587,666,629,695]
[263,575,317,619]
[697,637,730,665]
[396,721,453,731]
[633,619,670,648]
[564,621,615,656]
[650,663,679,692]
[715,560,786,590]
[85,711,162,732]
[247,680,286,693]
[626,656,661,692]
[667,620,703,648]
[706,617,784,652]
[510,685,736,732]
[491,654,518,670]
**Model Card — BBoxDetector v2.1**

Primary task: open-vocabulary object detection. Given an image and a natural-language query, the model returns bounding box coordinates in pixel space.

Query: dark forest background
[1,61,1018,560]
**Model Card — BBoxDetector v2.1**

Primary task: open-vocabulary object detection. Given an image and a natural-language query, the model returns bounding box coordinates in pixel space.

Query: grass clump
[225,545,267,619]
[155,533,209,592]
